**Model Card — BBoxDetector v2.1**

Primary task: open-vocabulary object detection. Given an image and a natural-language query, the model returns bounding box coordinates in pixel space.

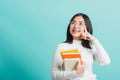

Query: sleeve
[92,38,111,66]
[51,44,80,80]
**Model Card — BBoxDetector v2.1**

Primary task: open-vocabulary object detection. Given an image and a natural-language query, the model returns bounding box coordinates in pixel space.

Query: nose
[74,23,79,29]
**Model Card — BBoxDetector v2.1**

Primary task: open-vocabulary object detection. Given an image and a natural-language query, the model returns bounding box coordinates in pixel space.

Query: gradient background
[0,0,119,80]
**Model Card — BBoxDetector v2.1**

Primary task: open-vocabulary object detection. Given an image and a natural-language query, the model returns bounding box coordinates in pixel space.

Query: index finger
[84,26,88,33]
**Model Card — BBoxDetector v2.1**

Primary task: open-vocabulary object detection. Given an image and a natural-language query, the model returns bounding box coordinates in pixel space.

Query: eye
[79,22,82,25]
[70,21,75,24]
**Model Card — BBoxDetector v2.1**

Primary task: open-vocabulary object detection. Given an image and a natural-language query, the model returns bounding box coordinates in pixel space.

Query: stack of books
[60,49,82,71]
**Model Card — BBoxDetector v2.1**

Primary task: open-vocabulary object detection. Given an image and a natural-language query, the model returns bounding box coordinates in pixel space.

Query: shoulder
[54,42,69,52]
[57,42,69,48]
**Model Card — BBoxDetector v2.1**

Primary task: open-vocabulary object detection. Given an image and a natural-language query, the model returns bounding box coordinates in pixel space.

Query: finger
[85,34,91,40]
[80,27,85,33]
[84,27,89,39]
[81,62,85,68]
[84,34,87,40]
[76,61,79,66]
[84,26,88,33]
[80,58,83,65]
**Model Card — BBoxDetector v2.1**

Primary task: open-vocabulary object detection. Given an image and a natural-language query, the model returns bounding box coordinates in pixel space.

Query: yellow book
[60,49,79,55]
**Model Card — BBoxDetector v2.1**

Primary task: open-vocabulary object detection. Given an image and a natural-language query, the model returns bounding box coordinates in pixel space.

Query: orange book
[61,53,81,59]
[61,53,82,64]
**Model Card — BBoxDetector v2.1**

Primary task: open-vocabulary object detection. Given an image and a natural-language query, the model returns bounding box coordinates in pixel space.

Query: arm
[92,39,111,66]
[81,28,111,66]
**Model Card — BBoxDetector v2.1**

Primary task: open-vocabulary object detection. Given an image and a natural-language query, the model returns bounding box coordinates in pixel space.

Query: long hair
[65,13,93,49]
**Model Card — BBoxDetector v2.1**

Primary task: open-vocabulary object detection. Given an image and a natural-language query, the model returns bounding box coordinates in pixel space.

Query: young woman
[51,13,111,80]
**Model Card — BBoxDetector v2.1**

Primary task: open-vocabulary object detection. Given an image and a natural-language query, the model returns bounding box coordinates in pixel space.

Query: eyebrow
[79,21,84,23]
[72,19,84,22]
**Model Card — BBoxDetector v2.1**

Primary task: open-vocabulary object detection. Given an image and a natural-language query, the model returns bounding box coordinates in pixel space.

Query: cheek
[83,26,87,30]
[69,26,73,33]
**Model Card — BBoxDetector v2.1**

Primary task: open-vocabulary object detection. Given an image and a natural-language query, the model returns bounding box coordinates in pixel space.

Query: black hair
[64,13,93,49]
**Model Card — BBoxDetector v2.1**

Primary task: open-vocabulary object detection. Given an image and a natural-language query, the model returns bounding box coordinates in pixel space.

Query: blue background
[0,0,119,80]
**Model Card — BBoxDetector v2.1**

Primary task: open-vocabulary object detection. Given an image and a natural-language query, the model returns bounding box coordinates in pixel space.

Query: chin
[72,35,80,38]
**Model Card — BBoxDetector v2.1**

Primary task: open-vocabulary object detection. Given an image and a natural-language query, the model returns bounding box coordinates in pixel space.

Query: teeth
[73,29,80,32]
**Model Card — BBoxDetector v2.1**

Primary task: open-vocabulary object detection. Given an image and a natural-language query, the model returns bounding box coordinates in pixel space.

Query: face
[70,16,86,40]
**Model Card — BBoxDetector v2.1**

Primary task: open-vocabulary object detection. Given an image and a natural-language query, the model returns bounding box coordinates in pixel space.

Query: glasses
[70,20,85,27]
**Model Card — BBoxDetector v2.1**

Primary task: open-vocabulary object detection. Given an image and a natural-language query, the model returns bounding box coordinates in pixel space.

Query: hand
[81,27,95,41]
[74,61,85,75]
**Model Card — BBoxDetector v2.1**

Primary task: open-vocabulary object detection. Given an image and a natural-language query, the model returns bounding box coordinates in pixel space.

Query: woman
[51,13,111,80]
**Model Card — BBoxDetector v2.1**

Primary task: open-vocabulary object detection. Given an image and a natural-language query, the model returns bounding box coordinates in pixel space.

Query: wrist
[91,37,96,41]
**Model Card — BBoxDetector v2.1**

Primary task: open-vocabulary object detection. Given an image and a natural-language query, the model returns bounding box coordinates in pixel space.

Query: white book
[63,58,80,71]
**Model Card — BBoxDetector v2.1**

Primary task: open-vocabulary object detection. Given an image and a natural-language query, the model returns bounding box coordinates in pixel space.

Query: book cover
[63,58,80,71]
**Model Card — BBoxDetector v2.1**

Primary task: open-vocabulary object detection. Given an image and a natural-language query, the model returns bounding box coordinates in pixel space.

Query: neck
[73,37,82,40]
[73,39,81,44]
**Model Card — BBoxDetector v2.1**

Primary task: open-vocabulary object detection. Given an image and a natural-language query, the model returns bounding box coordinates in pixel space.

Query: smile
[72,29,80,33]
